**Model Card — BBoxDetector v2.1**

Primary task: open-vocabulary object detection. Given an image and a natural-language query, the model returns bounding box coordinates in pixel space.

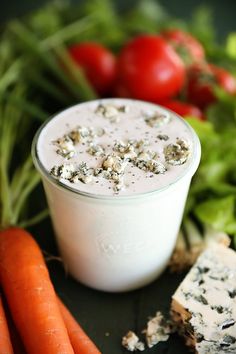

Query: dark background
[1,1,236,353]
[1,0,236,40]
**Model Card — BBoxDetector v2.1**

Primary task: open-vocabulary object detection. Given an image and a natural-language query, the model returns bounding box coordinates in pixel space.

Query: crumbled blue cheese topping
[157,134,169,141]
[44,101,192,195]
[51,164,75,179]
[54,136,76,159]
[143,110,171,128]
[95,103,129,123]
[87,143,105,157]
[164,138,190,166]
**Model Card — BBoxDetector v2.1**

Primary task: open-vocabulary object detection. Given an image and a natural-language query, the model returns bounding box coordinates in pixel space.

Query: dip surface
[36,99,193,196]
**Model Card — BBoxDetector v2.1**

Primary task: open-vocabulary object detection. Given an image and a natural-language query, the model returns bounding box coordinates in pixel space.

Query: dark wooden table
[2,1,236,352]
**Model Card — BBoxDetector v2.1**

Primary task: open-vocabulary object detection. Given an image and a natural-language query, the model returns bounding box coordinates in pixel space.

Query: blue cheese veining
[171,244,236,354]
[37,99,194,196]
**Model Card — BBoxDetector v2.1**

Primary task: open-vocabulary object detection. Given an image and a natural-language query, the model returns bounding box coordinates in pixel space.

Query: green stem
[19,209,49,228]
[54,45,97,101]
[0,92,24,228]
[41,15,95,49]
[0,156,12,229]
[0,56,70,106]
[1,100,20,170]
[27,71,72,105]
[0,84,46,229]
[11,156,32,203]
[12,173,40,225]
[9,21,84,100]
[2,92,48,122]
[0,59,22,92]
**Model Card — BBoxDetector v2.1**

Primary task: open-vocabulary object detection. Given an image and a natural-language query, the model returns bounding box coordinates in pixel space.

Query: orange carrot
[3,297,27,354]
[8,319,26,354]
[0,295,14,354]
[58,297,101,354]
[0,228,74,354]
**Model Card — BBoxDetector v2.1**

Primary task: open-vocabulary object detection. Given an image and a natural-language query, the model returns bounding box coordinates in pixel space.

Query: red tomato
[68,42,116,95]
[187,63,236,109]
[116,35,186,102]
[161,100,205,120]
[162,29,205,65]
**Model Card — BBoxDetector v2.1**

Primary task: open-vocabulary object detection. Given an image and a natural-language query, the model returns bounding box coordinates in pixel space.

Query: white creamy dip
[37,99,193,197]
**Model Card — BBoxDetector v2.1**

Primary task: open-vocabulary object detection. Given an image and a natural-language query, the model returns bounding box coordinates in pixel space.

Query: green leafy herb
[226,32,236,59]
[186,115,236,243]
[195,196,236,235]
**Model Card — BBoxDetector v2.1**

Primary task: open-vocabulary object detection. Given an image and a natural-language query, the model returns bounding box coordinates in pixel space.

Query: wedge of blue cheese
[171,244,236,353]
